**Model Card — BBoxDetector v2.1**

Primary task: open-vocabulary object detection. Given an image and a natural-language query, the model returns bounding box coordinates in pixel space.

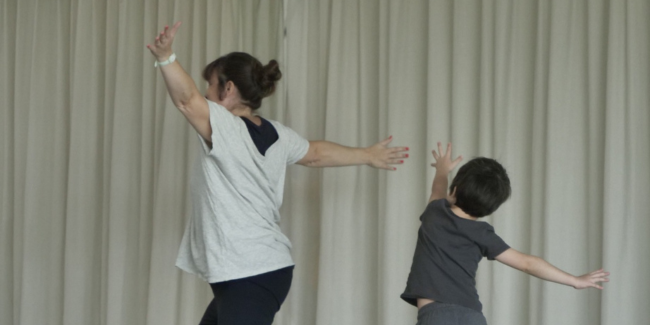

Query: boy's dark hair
[449,157,511,218]
[202,52,282,110]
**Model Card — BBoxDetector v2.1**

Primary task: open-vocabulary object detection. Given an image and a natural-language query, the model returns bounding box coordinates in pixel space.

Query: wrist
[434,170,450,178]
[155,51,173,61]
[362,147,373,166]
[154,53,176,67]
[569,275,579,288]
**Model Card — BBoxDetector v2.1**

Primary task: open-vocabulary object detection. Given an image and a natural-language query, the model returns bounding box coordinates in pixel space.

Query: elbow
[300,142,325,167]
[523,255,542,274]
[303,151,323,167]
[304,158,321,167]
[176,92,203,115]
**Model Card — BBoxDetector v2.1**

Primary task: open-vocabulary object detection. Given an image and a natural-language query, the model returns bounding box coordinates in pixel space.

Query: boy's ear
[447,187,458,205]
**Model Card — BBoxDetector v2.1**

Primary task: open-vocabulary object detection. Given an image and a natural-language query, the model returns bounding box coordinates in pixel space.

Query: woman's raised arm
[147,22,211,142]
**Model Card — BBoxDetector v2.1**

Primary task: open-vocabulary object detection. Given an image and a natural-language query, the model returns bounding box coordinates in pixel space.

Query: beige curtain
[2,0,648,324]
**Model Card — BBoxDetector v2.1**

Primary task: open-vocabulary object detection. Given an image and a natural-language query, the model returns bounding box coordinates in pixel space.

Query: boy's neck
[450,205,478,221]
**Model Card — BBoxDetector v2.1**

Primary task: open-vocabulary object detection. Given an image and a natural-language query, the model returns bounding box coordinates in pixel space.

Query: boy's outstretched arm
[495,248,610,289]
[429,142,462,202]
[297,136,409,170]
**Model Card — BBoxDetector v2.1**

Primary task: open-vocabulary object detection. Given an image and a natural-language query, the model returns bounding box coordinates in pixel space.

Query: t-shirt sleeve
[476,225,510,260]
[273,122,309,165]
[196,100,242,155]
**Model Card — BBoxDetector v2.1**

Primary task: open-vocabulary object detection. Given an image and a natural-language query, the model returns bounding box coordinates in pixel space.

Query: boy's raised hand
[573,268,610,290]
[431,142,462,174]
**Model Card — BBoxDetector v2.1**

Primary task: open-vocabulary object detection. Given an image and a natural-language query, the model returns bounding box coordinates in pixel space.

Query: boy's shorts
[416,302,488,325]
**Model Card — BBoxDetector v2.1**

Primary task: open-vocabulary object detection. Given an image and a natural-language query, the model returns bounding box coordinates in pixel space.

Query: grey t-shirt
[175,100,309,283]
[401,199,510,312]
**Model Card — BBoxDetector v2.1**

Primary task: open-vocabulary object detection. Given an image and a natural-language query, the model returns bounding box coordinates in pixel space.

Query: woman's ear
[225,80,242,99]
[225,80,235,93]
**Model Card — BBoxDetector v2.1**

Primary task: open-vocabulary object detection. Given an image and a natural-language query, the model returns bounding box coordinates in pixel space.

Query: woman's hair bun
[258,60,282,98]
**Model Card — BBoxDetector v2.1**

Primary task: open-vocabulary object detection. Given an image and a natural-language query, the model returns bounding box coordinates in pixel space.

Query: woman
[147,22,409,325]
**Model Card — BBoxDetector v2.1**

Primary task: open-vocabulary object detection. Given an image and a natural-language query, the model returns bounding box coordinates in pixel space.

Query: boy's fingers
[446,142,452,156]
[437,142,443,155]
[592,270,608,277]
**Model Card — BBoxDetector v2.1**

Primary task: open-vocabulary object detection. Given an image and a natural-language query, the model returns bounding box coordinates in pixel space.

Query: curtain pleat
[1,1,648,324]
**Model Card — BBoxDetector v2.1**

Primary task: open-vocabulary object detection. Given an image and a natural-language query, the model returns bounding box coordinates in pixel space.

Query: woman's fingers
[378,135,393,147]
[379,164,396,171]
[153,23,178,45]
[168,21,182,38]
[389,146,408,153]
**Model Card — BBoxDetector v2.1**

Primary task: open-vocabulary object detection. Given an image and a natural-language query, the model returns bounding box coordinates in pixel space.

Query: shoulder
[267,120,307,141]
[468,220,502,243]
[206,100,241,127]
[266,119,290,133]
[421,198,451,221]
[426,198,452,212]
[206,100,229,115]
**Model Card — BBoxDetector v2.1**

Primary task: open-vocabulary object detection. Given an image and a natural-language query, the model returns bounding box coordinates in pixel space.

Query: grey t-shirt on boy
[176,100,309,283]
[401,199,510,312]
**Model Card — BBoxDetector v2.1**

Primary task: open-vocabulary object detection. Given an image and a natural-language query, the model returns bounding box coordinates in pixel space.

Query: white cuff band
[154,53,176,67]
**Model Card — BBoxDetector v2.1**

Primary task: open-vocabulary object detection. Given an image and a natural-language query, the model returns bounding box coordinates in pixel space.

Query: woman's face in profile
[205,73,221,103]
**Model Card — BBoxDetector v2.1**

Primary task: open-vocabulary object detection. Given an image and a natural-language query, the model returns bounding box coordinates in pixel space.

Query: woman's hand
[365,136,409,170]
[146,21,181,62]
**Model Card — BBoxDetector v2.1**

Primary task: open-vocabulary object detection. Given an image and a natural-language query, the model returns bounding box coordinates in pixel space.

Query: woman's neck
[230,105,261,126]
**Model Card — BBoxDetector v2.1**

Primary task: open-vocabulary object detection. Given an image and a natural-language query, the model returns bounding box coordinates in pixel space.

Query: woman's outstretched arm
[147,22,211,142]
[297,136,409,170]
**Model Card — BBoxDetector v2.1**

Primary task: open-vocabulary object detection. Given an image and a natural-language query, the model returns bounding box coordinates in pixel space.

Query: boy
[401,143,609,325]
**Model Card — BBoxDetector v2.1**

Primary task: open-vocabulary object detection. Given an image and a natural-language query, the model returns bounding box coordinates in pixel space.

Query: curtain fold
[2,1,648,324]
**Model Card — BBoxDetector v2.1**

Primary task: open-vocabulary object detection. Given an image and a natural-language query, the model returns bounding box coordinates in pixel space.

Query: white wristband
[154,53,176,67]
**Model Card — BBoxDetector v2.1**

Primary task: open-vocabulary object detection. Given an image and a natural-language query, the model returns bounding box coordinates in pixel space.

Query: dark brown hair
[449,157,511,217]
[202,52,282,109]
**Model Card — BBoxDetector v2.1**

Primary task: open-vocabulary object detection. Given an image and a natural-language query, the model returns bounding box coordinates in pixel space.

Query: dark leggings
[199,266,294,325]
